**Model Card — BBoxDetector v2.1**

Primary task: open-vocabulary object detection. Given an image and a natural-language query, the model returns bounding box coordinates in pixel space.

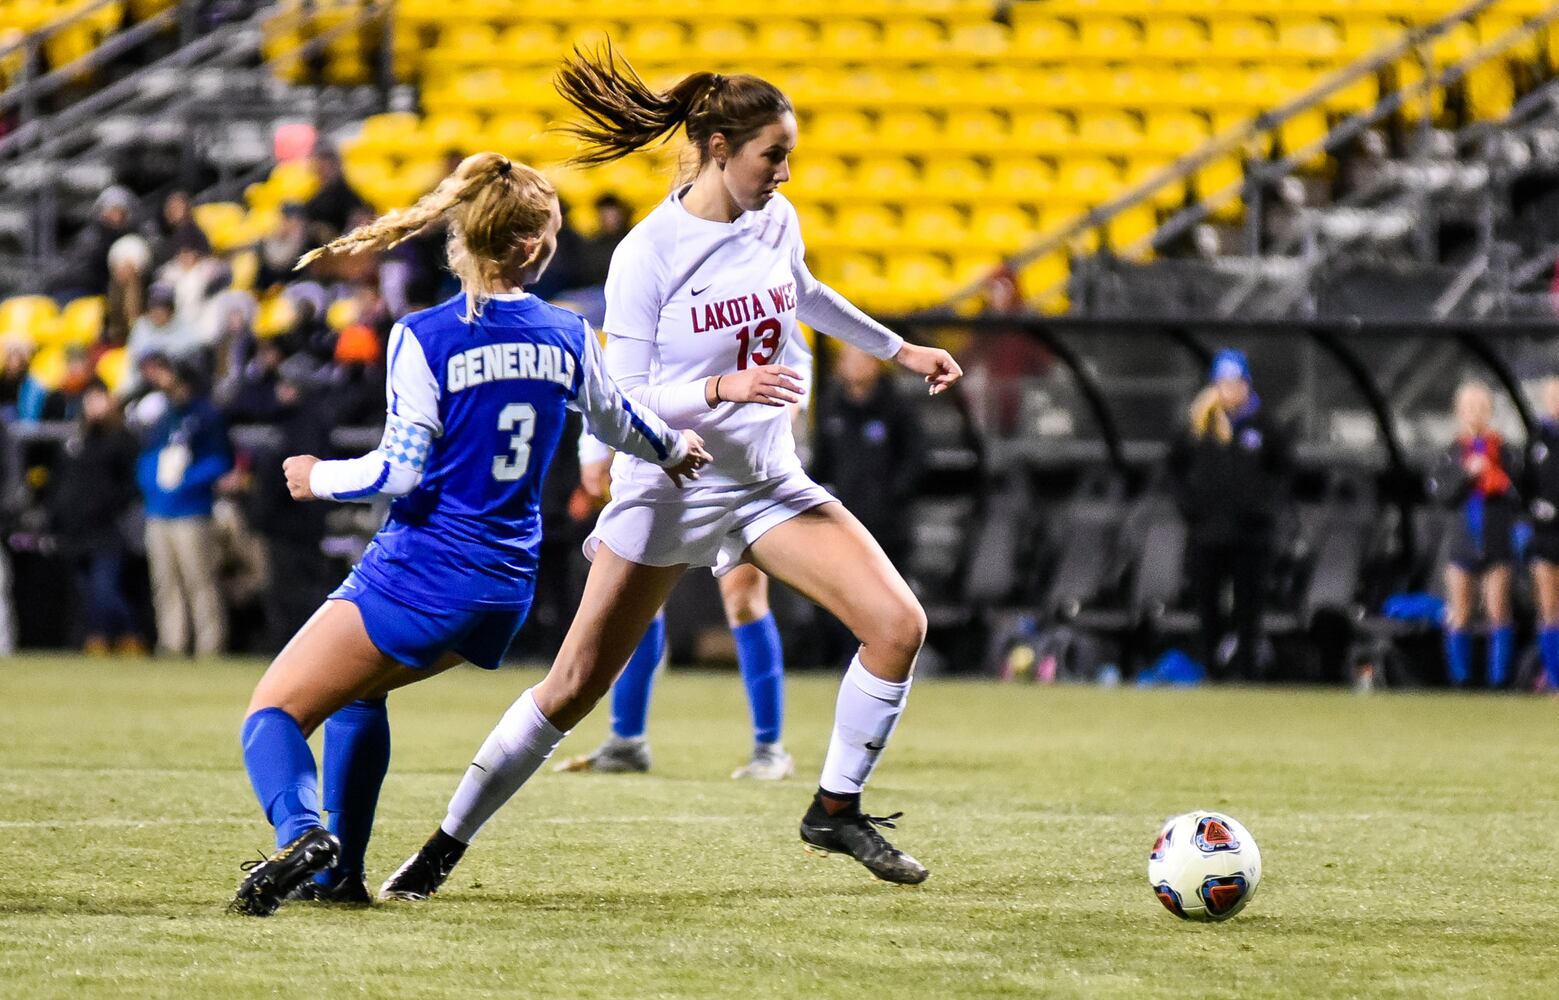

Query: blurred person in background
[146,189,205,269]
[574,192,632,289]
[966,266,1051,436]
[47,380,142,654]
[125,283,202,396]
[257,202,310,290]
[1169,349,1291,682]
[155,225,224,324]
[19,347,96,422]
[1524,374,1559,692]
[303,148,367,245]
[48,185,135,302]
[0,415,18,654]
[1430,380,1520,688]
[525,196,585,304]
[221,337,292,423]
[0,334,32,414]
[136,356,233,656]
[242,357,333,650]
[326,323,385,426]
[105,234,152,347]
[205,289,258,386]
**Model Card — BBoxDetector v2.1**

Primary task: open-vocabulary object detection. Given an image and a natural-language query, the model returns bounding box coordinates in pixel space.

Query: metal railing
[938,0,1543,313]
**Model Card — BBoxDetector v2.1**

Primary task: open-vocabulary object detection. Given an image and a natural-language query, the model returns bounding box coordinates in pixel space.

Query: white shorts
[584,470,838,577]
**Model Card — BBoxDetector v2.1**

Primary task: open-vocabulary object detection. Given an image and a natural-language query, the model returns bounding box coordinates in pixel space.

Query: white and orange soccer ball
[1147,811,1262,922]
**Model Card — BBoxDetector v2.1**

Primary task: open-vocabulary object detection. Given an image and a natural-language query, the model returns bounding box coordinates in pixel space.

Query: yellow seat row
[0,294,107,349]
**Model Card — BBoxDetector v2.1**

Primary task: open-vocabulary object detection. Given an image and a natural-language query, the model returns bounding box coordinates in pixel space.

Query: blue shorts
[330,569,531,670]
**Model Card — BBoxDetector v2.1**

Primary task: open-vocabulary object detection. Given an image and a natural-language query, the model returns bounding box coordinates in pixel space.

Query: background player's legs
[1534,559,1559,688]
[439,551,684,844]
[1444,565,1478,686]
[720,565,790,779]
[1483,563,1514,687]
[747,503,924,799]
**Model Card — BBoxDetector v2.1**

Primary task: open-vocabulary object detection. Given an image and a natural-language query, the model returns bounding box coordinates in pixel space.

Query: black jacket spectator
[1169,399,1291,546]
[48,406,139,554]
[1428,433,1521,570]
[48,186,135,299]
[1526,421,1559,563]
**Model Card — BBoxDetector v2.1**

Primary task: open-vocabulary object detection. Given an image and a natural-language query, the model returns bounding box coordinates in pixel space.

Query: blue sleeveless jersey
[352,294,589,611]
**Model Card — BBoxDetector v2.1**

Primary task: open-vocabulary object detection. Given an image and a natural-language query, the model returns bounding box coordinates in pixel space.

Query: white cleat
[731,743,794,780]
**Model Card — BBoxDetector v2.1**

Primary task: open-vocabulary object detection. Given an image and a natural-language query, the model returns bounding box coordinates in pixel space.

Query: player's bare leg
[233,601,461,915]
[747,501,929,884]
[382,550,685,900]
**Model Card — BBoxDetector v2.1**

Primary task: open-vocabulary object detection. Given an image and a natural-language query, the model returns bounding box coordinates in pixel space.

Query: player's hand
[283,455,321,501]
[664,430,712,488]
[894,343,963,396]
[711,365,805,407]
[580,458,612,501]
[1465,454,1489,477]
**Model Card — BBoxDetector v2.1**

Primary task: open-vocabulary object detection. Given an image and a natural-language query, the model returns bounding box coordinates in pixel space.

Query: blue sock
[733,613,784,745]
[240,707,322,850]
[316,698,390,884]
[1488,625,1515,688]
[1541,628,1559,690]
[1444,629,1473,687]
[611,615,665,740]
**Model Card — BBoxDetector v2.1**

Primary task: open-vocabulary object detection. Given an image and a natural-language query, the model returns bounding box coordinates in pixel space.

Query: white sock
[818,654,912,796]
[441,689,567,844]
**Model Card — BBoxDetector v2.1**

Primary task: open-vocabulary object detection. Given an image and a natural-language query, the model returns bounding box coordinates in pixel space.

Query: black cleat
[285,872,372,905]
[228,826,341,916]
[800,804,930,885]
[379,828,467,901]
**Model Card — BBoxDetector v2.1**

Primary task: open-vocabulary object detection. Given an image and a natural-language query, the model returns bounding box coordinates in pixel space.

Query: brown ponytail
[297,151,556,320]
[556,41,792,167]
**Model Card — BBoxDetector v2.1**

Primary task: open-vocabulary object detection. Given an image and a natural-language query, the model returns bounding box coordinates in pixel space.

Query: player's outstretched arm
[575,323,711,486]
[292,324,441,502]
[792,255,963,396]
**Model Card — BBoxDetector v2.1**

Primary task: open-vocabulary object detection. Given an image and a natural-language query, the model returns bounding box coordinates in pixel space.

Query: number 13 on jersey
[735,317,782,370]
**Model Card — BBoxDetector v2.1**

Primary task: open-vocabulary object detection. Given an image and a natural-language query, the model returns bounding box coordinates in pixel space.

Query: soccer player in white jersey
[382,47,961,896]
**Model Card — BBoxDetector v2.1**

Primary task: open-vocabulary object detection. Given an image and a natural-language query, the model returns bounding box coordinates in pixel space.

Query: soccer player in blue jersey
[227,152,711,916]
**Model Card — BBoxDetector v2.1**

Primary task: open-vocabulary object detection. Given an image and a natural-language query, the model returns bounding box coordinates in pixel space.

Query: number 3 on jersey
[734,317,782,370]
[492,402,536,482]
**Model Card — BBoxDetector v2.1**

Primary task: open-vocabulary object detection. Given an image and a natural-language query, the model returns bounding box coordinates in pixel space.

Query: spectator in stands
[1525,374,1559,692]
[155,225,224,324]
[220,337,291,424]
[0,415,18,654]
[135,356,233,656]
[19,347,95,422]
[48,185,135,302]
[146,189,205,270]
[574,193,631,288]
[205,289,258,386]
[125,283,201,396]
[302,147,366,244]
[813,343,925,570]
[257,202,309,290]
[0,334,31,414]
[105,234,152,348]
[969,265,1052,435]
[243,355,333,651]
[1429,380,1519,688]
[1169,349,1292,682]
[326,322,385,426]
[527,197,586,304]
[47,380,142,655]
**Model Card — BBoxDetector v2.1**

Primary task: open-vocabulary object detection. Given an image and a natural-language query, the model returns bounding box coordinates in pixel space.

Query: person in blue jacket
[135,354,232,657]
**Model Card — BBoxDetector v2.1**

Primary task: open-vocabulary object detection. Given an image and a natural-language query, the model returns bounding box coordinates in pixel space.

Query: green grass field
[2,656,1558,998]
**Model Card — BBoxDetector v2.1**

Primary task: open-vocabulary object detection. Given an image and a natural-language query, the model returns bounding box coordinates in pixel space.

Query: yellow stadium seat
[1276,18,1345,64]
[833,204,900,250]
[884,254,952,310]
[883,20,945,60]
[853,158,921,200]
[498,21,561,55]
[791,201,836,246]
[791,157,852,202]
[29,345,68,391]
[421,112,482,154]
[624,20,688,62]
[810,109,875,153]
[1143,17,1209,61]
[1009,110,1073,154]
[254,295,297,339]
[1074,16,1141,59]
[691,21,754,60]
[1465,62,1516,122]
[946,21,1010,59]
[230,249,260,293]
[989,157,1056,200]
[819,20,881,59]
[192,202,248,254]
[1124,159,1186,210]
[951,254,1002,289]
[0,295,59,342]
[59,297,106,348]
[326,298,359,332]
[478,113,550,159]
[1076,110,1144,155]
[1107,204,1159,258]
[267,159,320,204]
[1144,110,1211,157]
[1209,18,1276,60]
[921,156,988,196]
[96,346,129,395]
[1012,17,1076,58]
[1341,18,1401,58]
[901,204,966,250]
[1054,157,1123,207]
[1021,252,1071,314]
[941,109,1007,153]
[968,205,1036,255]
[755,21,816,57]
[352,112,421,156]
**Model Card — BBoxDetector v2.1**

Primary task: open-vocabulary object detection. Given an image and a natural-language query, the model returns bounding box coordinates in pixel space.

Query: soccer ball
[1147,811,1262,922]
